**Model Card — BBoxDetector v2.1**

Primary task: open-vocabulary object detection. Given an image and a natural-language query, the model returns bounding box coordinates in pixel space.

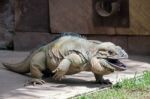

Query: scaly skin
[3,35,128,85]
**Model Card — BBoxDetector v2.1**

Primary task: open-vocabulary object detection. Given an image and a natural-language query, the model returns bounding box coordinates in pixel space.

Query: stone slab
[13,33,150,55]
[14,32,53,51]
[0,51,150,99]
[0,0,14,31]
[128,36,150,55]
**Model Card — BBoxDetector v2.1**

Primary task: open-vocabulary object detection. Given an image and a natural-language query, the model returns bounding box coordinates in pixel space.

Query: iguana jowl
[3,35,128,85]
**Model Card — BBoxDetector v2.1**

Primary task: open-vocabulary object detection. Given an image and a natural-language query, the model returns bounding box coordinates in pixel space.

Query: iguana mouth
[106,59,126,71]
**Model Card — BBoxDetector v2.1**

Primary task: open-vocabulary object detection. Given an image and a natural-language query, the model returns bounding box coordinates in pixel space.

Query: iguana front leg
[52,53,82,80]
[91,57,114,84]
[52,58,71,80]
[25,52,46,86]
[94,73,112,84]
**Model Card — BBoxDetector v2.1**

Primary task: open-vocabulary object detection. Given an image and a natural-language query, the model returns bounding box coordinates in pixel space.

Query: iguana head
[92,42,128,71]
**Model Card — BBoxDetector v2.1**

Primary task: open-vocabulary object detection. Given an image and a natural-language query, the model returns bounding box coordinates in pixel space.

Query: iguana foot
[94,74,112,85]
[24,79,46,86]
[52,68,65,81]
[97,79,112,85]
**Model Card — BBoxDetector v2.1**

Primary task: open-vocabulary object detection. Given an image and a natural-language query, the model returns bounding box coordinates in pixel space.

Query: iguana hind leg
[25,51,47,86]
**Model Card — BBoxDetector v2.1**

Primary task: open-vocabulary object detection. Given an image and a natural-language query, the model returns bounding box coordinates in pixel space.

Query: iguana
[3,34,128,85]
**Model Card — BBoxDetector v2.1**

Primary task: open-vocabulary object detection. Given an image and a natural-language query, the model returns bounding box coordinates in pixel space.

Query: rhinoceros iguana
[3,34,128,85]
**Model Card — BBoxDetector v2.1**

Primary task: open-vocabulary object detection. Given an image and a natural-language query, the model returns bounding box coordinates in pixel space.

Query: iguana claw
[97,79,112,85]
[24,79,46,86]
[52,68,65,80]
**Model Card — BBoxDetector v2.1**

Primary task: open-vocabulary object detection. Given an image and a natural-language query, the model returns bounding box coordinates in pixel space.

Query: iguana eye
[97,57,101,59]
[108,51,113,54]
[98,49,106,52]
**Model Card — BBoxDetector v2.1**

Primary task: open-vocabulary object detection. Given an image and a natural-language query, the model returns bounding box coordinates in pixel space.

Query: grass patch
[75,71,150,99]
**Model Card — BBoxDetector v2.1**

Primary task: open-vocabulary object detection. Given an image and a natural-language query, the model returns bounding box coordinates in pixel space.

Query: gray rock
[0,27,13,49]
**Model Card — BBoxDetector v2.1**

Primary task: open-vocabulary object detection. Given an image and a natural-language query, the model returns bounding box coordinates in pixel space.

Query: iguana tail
[2,49,39,74]
[2,47,44,74]
[2,55,30,74]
